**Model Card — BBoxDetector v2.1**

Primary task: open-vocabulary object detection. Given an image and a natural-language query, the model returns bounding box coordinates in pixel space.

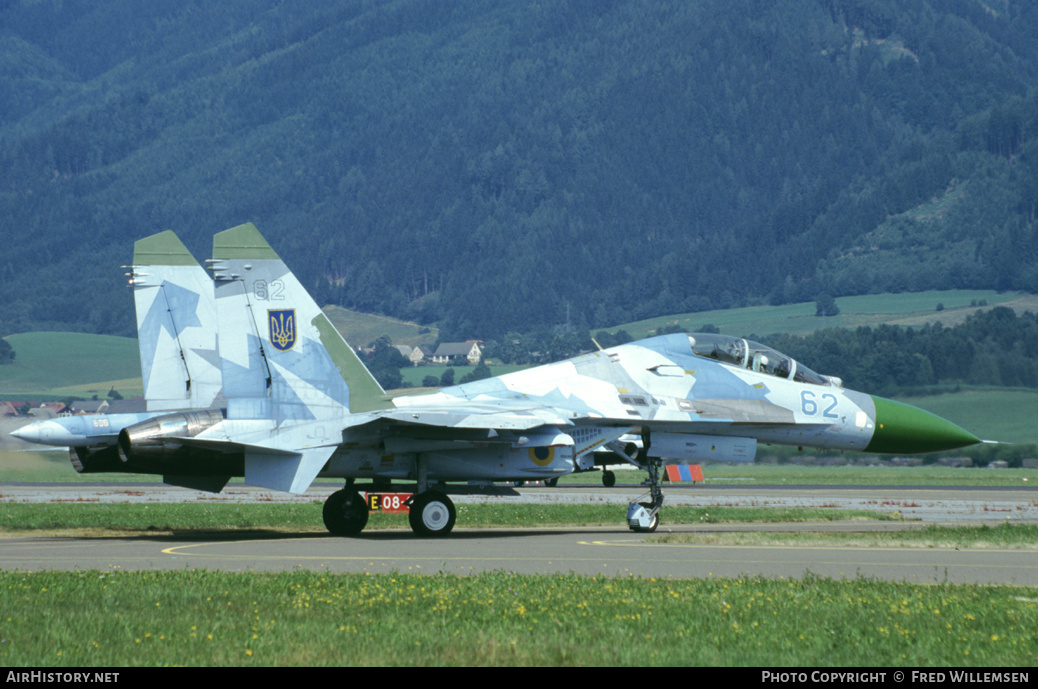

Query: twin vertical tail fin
[127,223,386,494]
[129,231,223,412]
[208,222,390,423]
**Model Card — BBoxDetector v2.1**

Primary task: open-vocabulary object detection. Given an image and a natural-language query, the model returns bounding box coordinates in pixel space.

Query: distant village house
[389,341,483,366]
[431,342,483,365]
[70,400,109,415]
[410,345,434,366]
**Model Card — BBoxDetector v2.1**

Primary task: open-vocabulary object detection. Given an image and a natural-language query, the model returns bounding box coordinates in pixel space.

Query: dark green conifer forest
[1,0,1036,341]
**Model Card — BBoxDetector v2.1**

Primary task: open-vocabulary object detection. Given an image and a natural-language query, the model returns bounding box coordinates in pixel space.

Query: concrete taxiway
[2,482,1037,583]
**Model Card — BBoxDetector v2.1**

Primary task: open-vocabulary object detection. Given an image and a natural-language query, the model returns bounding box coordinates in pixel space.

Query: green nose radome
[866,396,980,454]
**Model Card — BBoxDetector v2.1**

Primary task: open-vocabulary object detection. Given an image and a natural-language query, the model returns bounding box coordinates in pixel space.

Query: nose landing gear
[627,458,663,533]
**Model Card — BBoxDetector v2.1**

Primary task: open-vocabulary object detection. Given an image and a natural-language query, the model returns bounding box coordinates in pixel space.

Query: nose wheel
[627,501,659,532]
[627,458,663,533]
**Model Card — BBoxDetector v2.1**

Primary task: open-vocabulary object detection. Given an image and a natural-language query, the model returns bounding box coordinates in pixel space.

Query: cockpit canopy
[687,333,839,387]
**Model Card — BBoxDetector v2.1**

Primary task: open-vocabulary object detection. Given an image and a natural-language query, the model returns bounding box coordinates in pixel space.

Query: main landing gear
[407,491,457,537]
[322,488,369,536]
[322,486,457,538]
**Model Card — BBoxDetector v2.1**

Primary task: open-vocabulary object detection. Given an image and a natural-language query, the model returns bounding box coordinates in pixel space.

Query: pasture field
[897,389,1038,447]
[0,332,142,398]
[0,569,1035,666]
[611,290,1037,339]
[321,305,438,348]
[0,449,125,483]
[397,362,526,387]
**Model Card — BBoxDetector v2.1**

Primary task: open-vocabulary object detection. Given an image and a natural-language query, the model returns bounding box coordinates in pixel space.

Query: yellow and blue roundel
[528,446,554,467]
[268,309,296,351]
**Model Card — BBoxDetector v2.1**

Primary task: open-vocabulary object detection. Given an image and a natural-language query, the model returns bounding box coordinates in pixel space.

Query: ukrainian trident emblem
[268,309,296,351]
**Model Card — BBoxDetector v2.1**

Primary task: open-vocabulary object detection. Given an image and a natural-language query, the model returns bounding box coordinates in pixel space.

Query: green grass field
[0,306,441,400]
[322,305,438,348]
[610,289,1034,339]
[1,489,1036,667]
[0,332,142,399]
[0,501,902,535]
[897,389,1038,446]
[397,362,527,387]
[0,570,1034,666]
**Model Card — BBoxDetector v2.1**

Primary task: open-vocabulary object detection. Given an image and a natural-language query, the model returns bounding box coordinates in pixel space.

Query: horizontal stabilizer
[244,446,336,494]
[167,419,337,493]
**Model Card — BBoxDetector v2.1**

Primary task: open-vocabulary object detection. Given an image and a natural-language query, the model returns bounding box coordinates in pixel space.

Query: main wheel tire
[408,491,456,537]
[323,489,369,536]
[602,470,616,487]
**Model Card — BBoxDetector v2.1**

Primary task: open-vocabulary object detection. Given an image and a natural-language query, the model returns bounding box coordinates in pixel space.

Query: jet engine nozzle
[117,409,225,466]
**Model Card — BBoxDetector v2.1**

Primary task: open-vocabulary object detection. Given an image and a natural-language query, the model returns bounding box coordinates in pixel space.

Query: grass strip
[0,502,896,534]
[651,522,1038,549]
[0,570,1035,666]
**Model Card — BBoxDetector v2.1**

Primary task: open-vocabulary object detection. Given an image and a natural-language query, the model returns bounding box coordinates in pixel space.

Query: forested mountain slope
[1,0,1036,339]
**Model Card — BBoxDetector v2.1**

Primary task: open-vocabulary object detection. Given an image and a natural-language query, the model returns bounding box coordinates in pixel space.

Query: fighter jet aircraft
[12,223,981,536]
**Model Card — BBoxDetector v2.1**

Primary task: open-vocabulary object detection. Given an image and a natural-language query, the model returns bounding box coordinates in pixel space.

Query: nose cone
[9,422,46,444]
[9,419,81,447]
[866,396,980,454]
[8,425,32,442]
